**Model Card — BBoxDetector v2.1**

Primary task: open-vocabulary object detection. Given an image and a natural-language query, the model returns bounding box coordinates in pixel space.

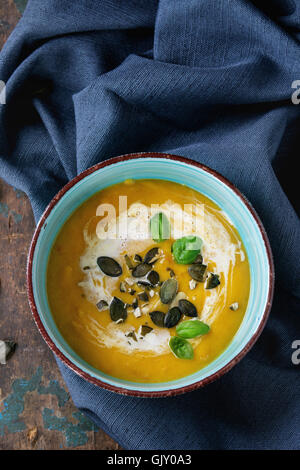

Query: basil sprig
[150,212,170,243]
[176,319,210,339]
[169,336,194,360]
[169,320,210,359]
[172,235,202,264]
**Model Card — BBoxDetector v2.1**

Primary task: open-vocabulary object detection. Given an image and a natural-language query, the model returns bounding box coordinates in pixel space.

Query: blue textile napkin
[0,0,299,449]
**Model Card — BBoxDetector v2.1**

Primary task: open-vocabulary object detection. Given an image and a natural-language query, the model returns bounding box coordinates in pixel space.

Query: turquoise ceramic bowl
[27,153,274,397]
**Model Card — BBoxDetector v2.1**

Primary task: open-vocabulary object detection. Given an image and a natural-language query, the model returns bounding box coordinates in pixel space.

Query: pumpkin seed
[147,270,160,286]
[110,297,127,322]
[140,325,153,336]
[137,280,152,289]
[178,299,197,317]
[134,254,142,262]
[138,291,149,302]
[132,263,152,278]
[176,319,210,338]
[144,247,159,264]
[229,302,239,311]
[96,300,108,311]
[133,307,142,318]
[125,277,135,286]
[160,278,178,304]
[164,307,182,328]
[124,254,135,270]
[169,336,193,360]
[188,263,207,282]
[119,281,127,293]
[170,291,187,308]
[150,311,165,327]
[141,304,150,314]
[206,273,220,289]
[167,267,175,277]
[193,254,203,264]
[97,256,122,277]
[126,331,137,342]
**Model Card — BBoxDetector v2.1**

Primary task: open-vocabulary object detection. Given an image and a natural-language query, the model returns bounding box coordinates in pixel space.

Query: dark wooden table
[0,0,119,450]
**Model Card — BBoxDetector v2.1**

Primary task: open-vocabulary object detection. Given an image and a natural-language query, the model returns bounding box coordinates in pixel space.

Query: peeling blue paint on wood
[0,202,23,224]
[0,201,23,222]
[0,202,9,218]
[13,188,25,199]
[0,367,42,436]
[38,380,69,408]
[14,0,28,15]
[11,210,23,223]
[0,366,97,446]
[43,408,97,447]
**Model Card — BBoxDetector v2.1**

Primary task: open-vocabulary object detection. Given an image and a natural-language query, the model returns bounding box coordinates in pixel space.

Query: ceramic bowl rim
[27,152,274,398]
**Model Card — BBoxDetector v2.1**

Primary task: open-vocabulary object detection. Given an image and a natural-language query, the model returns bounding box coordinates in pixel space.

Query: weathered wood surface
[0,0,120,450]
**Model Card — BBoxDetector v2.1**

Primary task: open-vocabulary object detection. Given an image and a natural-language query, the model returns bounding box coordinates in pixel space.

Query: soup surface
[47,179,250,383]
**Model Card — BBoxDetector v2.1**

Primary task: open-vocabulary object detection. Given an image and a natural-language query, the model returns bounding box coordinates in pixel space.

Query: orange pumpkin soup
[47,179,250,383]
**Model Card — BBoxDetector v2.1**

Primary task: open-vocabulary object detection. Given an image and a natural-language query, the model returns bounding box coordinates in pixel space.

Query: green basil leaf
[176,319,210,339]
[172,235,202,264]
[150,212,170,242]
[169,336,194,359]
